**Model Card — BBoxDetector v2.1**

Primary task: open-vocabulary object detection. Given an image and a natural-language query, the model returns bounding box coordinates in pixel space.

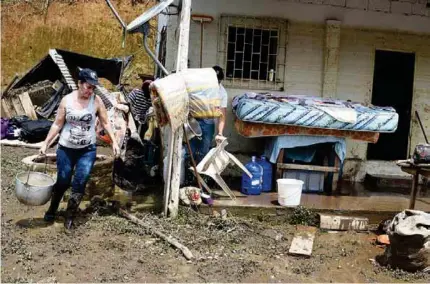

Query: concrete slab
[288,226,317,257]
[366,160,411,180]
[319,214,368,231]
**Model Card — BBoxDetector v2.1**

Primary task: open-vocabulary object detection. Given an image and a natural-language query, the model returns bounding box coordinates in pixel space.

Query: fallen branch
[118,209,194,260]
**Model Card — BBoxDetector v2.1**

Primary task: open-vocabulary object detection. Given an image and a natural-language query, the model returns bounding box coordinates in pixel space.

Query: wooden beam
[276,149,285,179]
[11,95,26,116]
[277,163,339,173]
[175,0,192,74]
[163,0,192,218]
[409,173,419,210]
[1,99,12,118]
[19,92,38,119]
[163,127,174,216]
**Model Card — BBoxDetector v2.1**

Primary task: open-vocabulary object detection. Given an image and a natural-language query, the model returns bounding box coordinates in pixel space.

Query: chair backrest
[196,139,230,175]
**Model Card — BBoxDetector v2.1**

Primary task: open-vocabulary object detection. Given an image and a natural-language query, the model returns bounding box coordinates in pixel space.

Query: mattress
[233,93,399,133]
[235,119,380,143]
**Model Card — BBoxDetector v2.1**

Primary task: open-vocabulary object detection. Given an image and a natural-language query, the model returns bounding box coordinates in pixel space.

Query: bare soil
[2,145,429,283]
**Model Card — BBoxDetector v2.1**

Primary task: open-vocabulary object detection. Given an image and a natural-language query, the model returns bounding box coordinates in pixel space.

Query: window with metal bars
[226,27,278,82]
[218,15,287,90]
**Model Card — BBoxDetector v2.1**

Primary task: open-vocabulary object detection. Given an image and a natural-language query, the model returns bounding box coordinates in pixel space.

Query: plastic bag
[1,118,9,139]
[377,210,430,272]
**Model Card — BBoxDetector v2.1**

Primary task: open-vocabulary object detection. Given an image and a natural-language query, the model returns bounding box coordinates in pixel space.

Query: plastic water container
[257,156,273,192]
[277,179,304,207]
[241,156,263,195]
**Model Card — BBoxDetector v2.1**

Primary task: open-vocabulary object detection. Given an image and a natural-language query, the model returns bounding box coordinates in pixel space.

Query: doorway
[367,50,415,161]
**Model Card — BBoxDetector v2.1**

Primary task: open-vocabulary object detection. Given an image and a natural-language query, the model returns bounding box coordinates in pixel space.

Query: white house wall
[164,0,430,180]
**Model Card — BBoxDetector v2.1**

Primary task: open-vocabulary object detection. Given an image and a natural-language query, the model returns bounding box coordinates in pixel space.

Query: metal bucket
[184,117,202,140]
[15,157,55,206]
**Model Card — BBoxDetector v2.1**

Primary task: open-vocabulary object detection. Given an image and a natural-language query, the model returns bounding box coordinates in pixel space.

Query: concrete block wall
[337,28,430,159]
[281,0,429,16]
[284,23,325,97]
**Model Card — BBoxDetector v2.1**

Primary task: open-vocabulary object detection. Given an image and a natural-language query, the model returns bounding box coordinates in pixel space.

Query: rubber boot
[64,192,83,230]
[44,190,65,222]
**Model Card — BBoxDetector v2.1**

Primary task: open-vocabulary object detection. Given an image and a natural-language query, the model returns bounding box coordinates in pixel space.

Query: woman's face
[79,82,95,98]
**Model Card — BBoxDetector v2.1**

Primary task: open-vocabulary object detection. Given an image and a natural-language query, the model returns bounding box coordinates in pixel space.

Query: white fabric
[219,84,228,108]
[314,105,357,124]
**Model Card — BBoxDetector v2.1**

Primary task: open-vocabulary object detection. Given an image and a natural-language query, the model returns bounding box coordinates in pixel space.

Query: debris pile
[376,210,430,272]
[1,48,161,196]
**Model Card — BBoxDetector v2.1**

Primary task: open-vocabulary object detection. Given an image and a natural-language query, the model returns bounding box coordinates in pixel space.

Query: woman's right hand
[39,142,47,156]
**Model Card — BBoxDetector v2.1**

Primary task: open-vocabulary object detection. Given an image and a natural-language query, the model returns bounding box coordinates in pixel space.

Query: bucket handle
[24,155,48,189]
[43,155,48,174]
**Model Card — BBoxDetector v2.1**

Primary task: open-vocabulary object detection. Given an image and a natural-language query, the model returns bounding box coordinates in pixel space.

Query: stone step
[365,160,415,189]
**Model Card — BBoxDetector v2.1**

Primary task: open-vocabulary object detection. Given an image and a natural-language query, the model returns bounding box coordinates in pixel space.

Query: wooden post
[409,172,419,210]
[276,149,285,179]
[163,0,192,218]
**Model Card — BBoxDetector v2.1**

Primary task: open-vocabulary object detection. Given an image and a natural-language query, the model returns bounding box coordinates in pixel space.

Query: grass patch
[288,206,318,226]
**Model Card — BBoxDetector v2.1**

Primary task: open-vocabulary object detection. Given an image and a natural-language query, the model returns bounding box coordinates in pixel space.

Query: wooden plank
[288,226,317,257]
[332,155,340,193]
[2,98,17,117]
[175,0,191,74]
[0,139,43,149]
[409,173,419,209]
[163,127,174,216]
[1,99,12,118]
[319,214,368,231]
[11,95,26,116]
[276,149,285,179]
[18,92,37,119]
[277,163,339,173]
[168,128,184,217]
[1,74,19,98]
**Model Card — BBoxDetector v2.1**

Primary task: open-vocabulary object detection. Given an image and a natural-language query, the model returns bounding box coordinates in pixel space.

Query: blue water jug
[241,156,263,195]
[257,156,273,192]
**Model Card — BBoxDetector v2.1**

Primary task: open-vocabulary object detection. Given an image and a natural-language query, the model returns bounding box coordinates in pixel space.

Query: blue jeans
[188,119,215,164]
[55,144,97,195]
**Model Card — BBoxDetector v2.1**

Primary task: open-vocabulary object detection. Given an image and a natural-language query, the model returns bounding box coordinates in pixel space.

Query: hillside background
[1,0,158,88]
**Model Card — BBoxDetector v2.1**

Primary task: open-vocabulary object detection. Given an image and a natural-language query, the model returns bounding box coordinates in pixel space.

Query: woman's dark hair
[142,80,152,99]
[212,65,224,82]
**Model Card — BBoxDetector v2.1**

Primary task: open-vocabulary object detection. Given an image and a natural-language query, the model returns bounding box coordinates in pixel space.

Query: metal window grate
[218,15,287,91]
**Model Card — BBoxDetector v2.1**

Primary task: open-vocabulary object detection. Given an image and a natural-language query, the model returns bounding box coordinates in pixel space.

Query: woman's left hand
[112,143,120,158]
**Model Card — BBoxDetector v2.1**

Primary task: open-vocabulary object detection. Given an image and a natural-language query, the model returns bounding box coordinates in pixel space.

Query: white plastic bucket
[277,179,304,207]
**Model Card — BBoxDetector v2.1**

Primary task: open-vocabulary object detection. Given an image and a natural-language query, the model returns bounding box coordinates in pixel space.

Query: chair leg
[211,174,236,200]
[227,153,252,177]
[192,171,212,194]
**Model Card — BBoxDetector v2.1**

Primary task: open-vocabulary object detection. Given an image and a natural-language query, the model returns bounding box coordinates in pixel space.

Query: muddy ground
[1,145,429,283]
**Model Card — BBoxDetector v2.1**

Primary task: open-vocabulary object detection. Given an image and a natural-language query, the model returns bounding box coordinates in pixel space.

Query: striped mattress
[233,93,399,133]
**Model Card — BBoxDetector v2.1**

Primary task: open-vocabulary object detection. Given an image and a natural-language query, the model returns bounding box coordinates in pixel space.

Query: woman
[39,68,120,229]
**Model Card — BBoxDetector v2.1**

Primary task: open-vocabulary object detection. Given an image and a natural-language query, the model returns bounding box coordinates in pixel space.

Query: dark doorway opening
[367,50,415,161]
